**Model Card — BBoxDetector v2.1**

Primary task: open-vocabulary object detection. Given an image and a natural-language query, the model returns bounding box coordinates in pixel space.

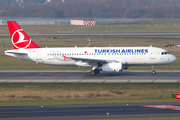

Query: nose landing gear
[151,66,156,75]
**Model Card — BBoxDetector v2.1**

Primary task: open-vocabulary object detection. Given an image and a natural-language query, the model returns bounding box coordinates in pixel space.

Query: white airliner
[5,21,177,75]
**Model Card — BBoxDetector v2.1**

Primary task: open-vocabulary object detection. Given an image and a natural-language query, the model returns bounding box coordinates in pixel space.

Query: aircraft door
[36,50,42,60]
[150,49,156,59]
[91,51,95,59]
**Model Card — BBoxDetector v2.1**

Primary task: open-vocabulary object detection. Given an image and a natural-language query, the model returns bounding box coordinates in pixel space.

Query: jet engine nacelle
[102,63,122,72]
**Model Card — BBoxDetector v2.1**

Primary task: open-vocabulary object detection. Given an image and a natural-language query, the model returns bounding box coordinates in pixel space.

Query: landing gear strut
[95,69,100,74]
[151,66,156,75]
[90,69,100,76]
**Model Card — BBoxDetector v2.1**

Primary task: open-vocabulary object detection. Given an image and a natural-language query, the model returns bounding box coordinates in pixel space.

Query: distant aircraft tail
[7,21,41,49]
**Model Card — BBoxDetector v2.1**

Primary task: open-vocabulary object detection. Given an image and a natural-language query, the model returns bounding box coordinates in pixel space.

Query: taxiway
[1,32,180,36]
[0,71,180,83]
[1,103,180,120]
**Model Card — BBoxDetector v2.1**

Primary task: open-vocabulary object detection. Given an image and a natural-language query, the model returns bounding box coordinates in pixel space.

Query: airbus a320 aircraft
[5,21,177,75]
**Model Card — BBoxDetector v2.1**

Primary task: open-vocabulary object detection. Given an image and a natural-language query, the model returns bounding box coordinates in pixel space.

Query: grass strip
[0,83,179,106]
[0,98,178,106]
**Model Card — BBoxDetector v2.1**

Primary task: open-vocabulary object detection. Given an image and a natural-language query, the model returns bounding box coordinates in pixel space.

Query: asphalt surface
[0,71,180,83]
[1,32,180,36]
[1,103,180,120]
[1,71,180,120]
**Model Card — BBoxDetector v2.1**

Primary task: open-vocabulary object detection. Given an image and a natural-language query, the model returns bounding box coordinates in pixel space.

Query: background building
[71,20,95,25]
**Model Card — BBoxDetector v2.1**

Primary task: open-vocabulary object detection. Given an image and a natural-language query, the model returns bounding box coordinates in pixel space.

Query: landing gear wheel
[152,70,156,75]
[90,70,96,76]
[151,66,156,75]
[95,69,100,74]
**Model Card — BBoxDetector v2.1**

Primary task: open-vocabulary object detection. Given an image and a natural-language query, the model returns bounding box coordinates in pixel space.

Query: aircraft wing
[68,57,117,63]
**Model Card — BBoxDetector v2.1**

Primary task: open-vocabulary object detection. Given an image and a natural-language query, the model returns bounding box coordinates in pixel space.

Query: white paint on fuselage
[4,47,177,68]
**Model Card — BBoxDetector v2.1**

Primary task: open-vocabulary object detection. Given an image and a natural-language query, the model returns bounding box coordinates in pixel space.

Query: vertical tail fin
[7,21,41,49]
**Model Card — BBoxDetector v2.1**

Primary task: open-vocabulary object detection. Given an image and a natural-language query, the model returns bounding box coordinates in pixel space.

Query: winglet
[7,21,41,49]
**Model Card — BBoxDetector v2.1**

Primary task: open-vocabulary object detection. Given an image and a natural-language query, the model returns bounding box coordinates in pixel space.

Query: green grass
[0,83,179,106]
[0,98,178,106]
[1,20,180,33]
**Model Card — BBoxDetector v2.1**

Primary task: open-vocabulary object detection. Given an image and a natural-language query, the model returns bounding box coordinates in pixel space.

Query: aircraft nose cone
[171,55,177,63]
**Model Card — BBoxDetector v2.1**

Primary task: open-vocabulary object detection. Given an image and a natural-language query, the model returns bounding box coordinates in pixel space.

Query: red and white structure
[71,20,95,25]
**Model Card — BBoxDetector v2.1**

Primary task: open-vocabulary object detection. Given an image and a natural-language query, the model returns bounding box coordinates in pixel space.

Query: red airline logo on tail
[7,21,41,49]
[12,29,32,49]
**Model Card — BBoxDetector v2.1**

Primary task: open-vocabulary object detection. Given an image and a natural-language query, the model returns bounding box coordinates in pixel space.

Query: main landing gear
[151,66,156,75]
[90,69,100,76]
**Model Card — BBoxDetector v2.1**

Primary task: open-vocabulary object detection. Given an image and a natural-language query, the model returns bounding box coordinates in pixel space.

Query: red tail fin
[7,21,41,49]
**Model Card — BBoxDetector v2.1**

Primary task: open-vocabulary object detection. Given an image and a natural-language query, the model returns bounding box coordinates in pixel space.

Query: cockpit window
[161,52,170,55]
